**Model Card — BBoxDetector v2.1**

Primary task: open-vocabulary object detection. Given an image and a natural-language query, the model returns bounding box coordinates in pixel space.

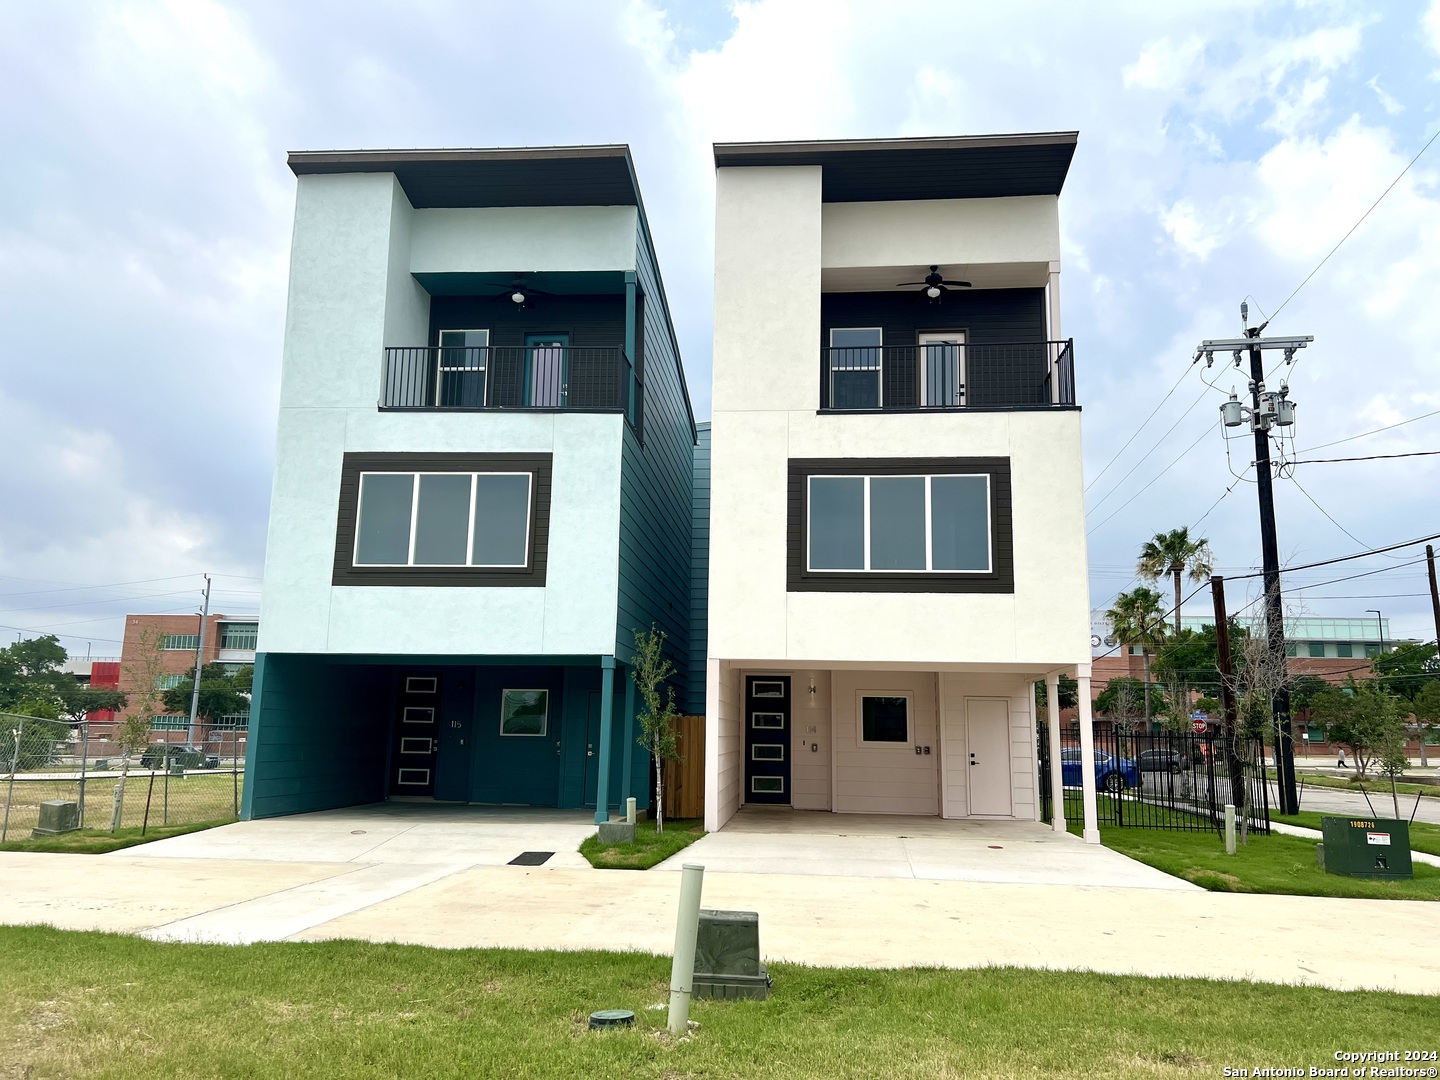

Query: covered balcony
[821,337,1074,410]
[383,343,635,413]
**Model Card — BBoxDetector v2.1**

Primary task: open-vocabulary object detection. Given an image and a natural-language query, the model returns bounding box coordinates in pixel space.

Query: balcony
[382,345,636,414]
[820,339,1075,411]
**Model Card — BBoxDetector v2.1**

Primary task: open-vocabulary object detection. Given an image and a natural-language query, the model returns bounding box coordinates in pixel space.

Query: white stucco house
[703,133,1102,841]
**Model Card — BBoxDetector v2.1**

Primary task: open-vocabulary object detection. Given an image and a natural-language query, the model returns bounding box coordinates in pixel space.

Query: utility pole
[1427,544,1440,647]
[186,574,211,746]
[1197,307,1313,816]
[1211,575,1246,819]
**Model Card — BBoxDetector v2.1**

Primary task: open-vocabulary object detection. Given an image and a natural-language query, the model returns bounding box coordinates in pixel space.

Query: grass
[0,819,231,854]
[1284,770,1439,798]
[0,771,241,837]
[579,817,705,869]
[1,927,1435,1079]
[1093,822,1440,900]
[1271,810,1440,857]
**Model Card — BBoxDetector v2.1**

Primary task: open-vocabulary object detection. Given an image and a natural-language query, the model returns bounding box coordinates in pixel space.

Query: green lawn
[1288,770,1438,799]
[0,772,241,837]
[0,928,1434,1079]
[0,819,231,854]
[1093,822,1440,900]
[1272,810,1440,857]
[580,818,705,869]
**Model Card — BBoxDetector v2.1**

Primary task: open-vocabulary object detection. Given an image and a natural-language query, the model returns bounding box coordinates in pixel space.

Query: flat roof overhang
[287,145,640,209]
[713,132,1078,201]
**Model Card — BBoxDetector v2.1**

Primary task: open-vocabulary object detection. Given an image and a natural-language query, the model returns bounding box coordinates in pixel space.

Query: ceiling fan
[480,278,556,309]
[897,265,972,300]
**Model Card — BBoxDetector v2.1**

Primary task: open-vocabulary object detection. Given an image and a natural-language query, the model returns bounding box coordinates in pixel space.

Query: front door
[744,676,791,804]
[966,698,1012,816]
[392,674,440,796]
[917,331,965,407]
[525,332,569,407]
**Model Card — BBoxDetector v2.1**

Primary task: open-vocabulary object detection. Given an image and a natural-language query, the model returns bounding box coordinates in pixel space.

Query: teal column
[594,656,617,824]
[621,664,636,804]
[623,271,637,420]
[238,653,266,821]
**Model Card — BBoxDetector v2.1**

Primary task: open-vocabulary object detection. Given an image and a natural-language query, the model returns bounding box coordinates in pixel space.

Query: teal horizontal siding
[688,422,710,714]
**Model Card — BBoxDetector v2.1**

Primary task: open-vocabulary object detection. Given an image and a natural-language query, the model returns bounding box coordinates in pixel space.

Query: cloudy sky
[2,0,1438,657]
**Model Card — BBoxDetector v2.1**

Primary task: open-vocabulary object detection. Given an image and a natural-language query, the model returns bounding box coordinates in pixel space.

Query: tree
[1411,679,1440,769]
[58,686,129,729]
[1372,641,1439,702]
[112,627,167,831]
[1288,675,1330,716]
[1308,680,1405,780]
[1136,527,1214,635]
[1033,674,1078,712]
[1094,676,1145,730]
[631,624,681,834]
[1106,587,1168,722]
[0,635,74,716]
[161,663,252,725]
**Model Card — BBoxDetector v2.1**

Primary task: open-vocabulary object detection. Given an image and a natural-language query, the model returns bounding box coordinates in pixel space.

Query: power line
[1297,407,1440,453]
[1290,449,1440,465]
[1267,124,1440,327]
[1283,474,1407,561]
[1086,420,1218,536]
[1086,384,1213,517]
[1084,362,1196,494]
[1226,533,1440,581]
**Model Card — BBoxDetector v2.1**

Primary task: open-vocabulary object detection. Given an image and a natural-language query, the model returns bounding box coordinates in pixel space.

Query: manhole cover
[987,845,1003,850]
[509,851,554,866]
[351,830,367,835]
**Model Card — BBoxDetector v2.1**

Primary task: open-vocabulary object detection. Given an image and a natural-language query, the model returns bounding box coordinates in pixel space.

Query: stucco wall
[409,206,637,275]
[821,196,1060,270]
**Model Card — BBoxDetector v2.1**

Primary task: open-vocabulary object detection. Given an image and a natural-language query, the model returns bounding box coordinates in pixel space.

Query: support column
[1044,672,1066,834]
[594,656,616,825]
[703,657,721,833]
[621,663,636,805]
[1076,664,1100,844]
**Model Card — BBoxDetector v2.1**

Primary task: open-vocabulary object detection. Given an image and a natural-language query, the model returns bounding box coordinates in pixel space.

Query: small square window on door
[406,677,438,694]
[393,675,440,797]
[744,675,790,805]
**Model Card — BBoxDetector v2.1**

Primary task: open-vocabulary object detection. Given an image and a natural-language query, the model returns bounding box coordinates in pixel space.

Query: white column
[703,656,721,833]
[1076,664,1100,844]
[1045,672,1067,834]
[1047,262,1063,405]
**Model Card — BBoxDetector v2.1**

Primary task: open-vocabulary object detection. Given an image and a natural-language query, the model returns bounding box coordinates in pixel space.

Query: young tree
[112,627,166,831]
[1136,527,1214,635]
[631,624,681,834]
[1106,587,1168,722]
[1308,680,1405,780]
[1412,679,1440,769]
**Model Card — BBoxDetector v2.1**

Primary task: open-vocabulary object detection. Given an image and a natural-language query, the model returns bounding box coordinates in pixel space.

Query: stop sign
[1191,717,1208,734]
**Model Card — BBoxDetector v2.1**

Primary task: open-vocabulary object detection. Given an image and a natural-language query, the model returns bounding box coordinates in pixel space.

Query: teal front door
[525,333,568,406]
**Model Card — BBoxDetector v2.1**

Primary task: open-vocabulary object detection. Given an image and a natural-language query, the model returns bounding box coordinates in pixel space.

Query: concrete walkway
[654,808,1194,889]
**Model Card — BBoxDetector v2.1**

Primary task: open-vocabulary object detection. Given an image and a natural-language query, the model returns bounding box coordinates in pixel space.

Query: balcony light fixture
[510,290,527,305]
[925,285,942,299]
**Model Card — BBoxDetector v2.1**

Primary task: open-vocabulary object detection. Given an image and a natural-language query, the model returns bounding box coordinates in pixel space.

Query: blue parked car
[1059,748,1141,793]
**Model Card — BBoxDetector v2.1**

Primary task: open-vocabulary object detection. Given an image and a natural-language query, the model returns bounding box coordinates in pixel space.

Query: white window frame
[405,677,437,694]
[402,707,435,724]
[436,328,490,404]
[856,690,913,747]
[750,744,785,761]
[396,767,431,786]
[399,737,433,755]
[499,689,549,738]
[354,470,533,569]
[805,474,992,574]
[750,680,786,698]
[917,330,966,407]
[751,712,785,729]
[828,327,884,408]
[750,776,785,794]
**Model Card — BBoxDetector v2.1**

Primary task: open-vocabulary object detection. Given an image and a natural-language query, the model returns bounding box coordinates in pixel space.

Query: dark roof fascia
[622,152,698,443]
[712,131,1079,200]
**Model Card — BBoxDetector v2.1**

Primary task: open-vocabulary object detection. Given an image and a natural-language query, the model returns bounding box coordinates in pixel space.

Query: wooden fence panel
[663,715,705,821]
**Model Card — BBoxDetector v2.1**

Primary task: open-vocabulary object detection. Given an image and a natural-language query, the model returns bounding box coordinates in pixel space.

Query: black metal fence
[1037,723,1270,834]
[382,345,634,413]
[821,339,1076,410]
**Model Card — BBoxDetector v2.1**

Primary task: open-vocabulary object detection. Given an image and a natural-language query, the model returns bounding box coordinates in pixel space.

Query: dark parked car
[1137,749,1190,774]
[140,744,218,770]
[1059,748,1141,793]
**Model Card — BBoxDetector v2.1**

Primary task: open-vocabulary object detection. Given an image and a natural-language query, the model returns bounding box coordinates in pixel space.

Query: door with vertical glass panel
[437,329,489,407]
[525,333,568,407]
[392,674,440,796]
[744,676,791,804]
[917,331,965,407]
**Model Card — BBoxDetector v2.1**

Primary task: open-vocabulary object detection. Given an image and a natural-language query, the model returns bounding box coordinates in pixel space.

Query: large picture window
[355,471,531,568]
[808,474,990,573]
[788,457,1012,594]
[334,452,550,586]
[859,694,911,745]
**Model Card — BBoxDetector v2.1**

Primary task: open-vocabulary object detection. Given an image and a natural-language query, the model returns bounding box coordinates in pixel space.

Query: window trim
[788,457,1013,594]
[857,691,913,747]
[805,473,992,574]
[333,452,550,587]
[352,470,533,569]
[499,689,549,738]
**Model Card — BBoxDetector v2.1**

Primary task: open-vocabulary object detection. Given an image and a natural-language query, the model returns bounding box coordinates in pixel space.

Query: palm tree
[1106,587,1169,723]
[1137,527,1214,634]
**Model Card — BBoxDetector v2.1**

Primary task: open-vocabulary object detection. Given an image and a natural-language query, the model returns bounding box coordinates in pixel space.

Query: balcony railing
[821,339,1075,410]
[382,345,635,413]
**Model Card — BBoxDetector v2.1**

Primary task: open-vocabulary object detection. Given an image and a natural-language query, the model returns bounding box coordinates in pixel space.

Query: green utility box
[693,909,772,1000]
[1317,817,1412,879]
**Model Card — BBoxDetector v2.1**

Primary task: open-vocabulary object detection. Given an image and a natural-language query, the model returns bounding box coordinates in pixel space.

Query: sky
[1,0,1439,657]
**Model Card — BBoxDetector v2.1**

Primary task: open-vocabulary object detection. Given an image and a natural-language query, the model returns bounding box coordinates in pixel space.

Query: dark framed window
[860,694,910,744]
[333,453,550,587]
[788,457,1013,593]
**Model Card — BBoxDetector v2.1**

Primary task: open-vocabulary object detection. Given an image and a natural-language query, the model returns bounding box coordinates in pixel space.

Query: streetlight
[1365,609,1384,660]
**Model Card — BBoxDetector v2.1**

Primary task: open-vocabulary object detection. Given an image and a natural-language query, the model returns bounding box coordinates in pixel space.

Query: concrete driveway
[655,807,1196,889]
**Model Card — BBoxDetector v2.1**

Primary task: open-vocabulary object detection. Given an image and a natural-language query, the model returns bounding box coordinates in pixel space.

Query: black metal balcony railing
[382,346,635,413]
[821,339,1075,410]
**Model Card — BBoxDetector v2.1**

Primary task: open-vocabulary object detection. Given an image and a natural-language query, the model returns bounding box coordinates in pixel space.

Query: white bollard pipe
[667,863,705,1035]
[626,797,637,825]
[1224,803,1236,855]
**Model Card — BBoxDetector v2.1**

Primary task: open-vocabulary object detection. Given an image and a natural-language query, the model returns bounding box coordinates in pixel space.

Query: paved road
[1297,782,1440,824]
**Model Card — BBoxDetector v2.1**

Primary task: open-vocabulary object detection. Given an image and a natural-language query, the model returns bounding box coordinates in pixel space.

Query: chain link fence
[1,712,244,843]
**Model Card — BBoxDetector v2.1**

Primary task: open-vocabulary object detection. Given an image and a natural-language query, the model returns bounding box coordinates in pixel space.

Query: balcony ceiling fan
[897,265,972,299]
[480,278,556,309]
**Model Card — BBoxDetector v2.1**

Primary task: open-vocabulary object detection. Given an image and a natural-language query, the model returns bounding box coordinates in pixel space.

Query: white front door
[966,698,1012,816]
[917,331,965,407]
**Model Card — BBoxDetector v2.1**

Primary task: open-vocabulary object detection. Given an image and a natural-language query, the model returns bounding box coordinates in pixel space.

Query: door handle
[587,743,594,758]
[555,741,562,757]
